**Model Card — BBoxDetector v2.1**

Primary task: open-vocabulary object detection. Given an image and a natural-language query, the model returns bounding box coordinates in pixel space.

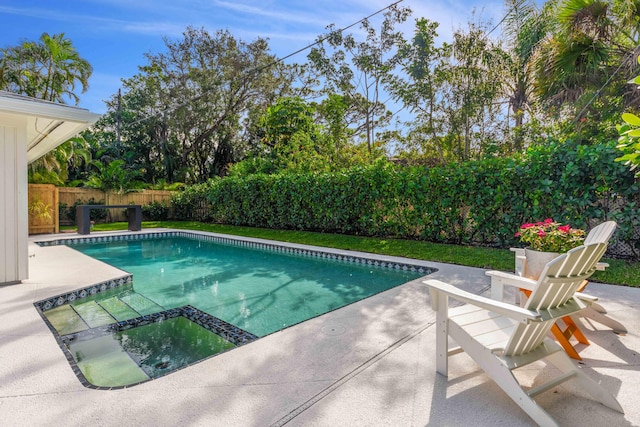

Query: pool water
[70,236,424,337]
[39,233,429,388]
[65,316,235,387]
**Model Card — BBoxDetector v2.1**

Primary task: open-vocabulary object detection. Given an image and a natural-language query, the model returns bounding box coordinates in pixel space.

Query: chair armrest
[486,270,537,289]
[510,248,526,277]
[574,291,598,304]
[486,270,537,301]
[423,279,541,324]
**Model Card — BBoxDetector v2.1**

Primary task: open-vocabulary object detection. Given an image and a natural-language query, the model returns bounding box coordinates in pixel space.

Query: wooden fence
[28,184,59,235]
[28,185,175,234]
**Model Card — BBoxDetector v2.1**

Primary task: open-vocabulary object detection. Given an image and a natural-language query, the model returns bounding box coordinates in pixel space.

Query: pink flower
[516,219,585,252]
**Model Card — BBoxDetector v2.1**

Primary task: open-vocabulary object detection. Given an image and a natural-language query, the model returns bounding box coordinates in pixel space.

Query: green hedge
[171,141,640,258]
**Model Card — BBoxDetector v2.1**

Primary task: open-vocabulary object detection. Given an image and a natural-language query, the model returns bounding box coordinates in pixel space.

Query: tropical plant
[85,159,143,194]
[531,0,640,116]
[2,32,93,185]
[515,218,586,252]
[499,0,548,150]
[28,136,92,185]
[28,198,53,220]
[0,32,91,104]
[616,56,640,174]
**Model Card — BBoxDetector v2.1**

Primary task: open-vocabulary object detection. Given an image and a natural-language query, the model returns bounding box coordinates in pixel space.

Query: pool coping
[32,228,437,389]
[3,228,637,426]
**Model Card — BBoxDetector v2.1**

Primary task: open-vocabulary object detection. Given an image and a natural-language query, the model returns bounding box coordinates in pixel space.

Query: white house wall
[1,114,28,285]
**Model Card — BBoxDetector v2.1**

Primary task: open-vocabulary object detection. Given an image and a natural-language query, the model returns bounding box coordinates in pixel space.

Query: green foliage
[60,198,108,223]
[172,142,639,257]
[147,180,185,191]
[85,159,144,194]
[0,32,91,104]
[617,113,640,171]
[87,27,300,185]
[142,201,169,221]
[515,219,585,252]
[171,179,219,222]
[308,3,411,153]
[616,57,640,174]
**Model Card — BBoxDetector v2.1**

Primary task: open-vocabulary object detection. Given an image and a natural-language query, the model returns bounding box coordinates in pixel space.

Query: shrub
[171,141,640,258]
[64,198,108,223]
[142,201,169,221]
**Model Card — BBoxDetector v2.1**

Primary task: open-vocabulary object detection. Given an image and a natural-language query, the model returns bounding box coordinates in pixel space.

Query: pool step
[97,297,141,322]
[119,293,164,316]
[67,334,150,387]
[73,301,117,328]
[43,305,89,335]
[44,291,165,335]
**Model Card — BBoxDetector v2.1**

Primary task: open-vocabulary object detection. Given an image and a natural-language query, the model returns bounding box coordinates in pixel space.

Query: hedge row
[171,141,640,258]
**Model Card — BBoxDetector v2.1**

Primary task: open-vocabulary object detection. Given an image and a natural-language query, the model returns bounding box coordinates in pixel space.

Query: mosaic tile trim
[34,275,133,312]
[62,305,258,347]
[51,305,258,390]
[37,231,434,275]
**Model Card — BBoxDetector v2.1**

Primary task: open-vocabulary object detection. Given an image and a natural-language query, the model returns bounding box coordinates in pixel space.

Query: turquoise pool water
[37,232,431,388]
[69,235,424,337]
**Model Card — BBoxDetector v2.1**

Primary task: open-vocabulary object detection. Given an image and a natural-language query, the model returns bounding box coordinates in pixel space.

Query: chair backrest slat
[584,221,617,245]
[503,243,607,356]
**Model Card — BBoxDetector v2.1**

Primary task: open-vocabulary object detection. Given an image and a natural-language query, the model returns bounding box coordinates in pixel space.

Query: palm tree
[28,135,93,186]
[531,0,640,112]
[2,33,94,185]
[0,32,92,105]
[500,0,547,150]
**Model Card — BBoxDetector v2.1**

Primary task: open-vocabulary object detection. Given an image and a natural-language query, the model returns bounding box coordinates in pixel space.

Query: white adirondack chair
[510,221,626,359]
[424,243,624,427]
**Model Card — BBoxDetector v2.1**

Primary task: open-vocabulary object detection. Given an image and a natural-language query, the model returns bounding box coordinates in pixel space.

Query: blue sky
[0,0,505,114]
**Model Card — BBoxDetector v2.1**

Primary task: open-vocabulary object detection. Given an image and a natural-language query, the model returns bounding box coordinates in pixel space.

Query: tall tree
[443,19,505,160]
[532,0,640,115]
[152,27,297,181]
[308,4,412,152]
[1,33,93,184]
[0,32,91,104]
[499,0,548,150]
[93,27,299,184]
[388,18,451,163]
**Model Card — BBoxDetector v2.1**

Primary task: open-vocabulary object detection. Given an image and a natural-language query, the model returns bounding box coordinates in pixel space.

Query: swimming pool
[35,231,434,388]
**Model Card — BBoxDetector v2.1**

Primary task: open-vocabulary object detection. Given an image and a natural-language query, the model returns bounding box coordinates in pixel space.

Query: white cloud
[211,1,322,26]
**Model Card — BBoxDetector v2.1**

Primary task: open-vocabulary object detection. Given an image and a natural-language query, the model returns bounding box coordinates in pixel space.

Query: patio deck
[1,229,638,426]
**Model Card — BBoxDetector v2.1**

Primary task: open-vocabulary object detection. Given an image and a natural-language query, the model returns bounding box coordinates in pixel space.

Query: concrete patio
[1,229,638,426]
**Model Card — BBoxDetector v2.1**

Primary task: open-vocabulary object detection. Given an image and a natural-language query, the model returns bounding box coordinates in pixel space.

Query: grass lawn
[61,220,640,287]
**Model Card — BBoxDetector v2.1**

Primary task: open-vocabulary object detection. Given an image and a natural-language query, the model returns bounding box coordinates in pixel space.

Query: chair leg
[546,351,624,413]
[435,290,449,376]
[549,323,582,360]
[449,325,561,426]
[561,316,590,345]
[464,347,561,426]
[581,307,628,334]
